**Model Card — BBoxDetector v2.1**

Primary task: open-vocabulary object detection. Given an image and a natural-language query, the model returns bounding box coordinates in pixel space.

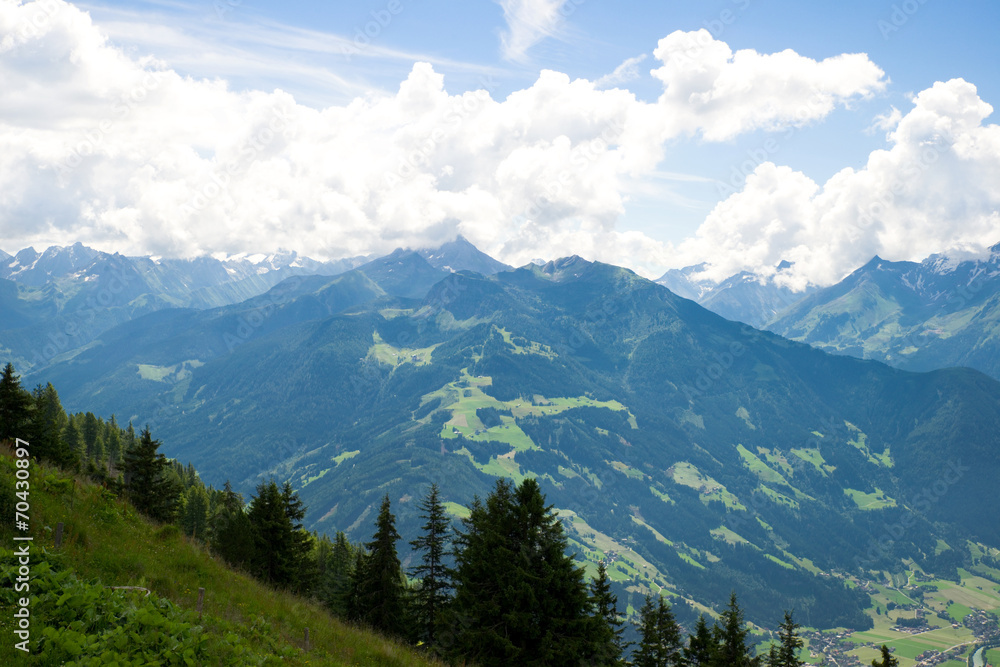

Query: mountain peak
[416,235,511,275]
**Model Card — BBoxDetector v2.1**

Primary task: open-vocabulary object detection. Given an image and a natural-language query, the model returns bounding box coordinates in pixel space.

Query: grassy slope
[0,451,442,666]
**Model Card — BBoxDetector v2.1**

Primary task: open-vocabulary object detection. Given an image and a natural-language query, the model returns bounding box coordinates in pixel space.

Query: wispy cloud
[79,1,506,106]
[595,54,647,89]
[496,0,569,62]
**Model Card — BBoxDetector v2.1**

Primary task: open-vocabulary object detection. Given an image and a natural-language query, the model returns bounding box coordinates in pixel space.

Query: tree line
[1,362,899,665]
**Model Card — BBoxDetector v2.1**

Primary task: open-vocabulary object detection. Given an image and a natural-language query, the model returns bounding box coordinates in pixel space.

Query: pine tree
[633,595,683,666]
[589,562,627,665]
[871,645,899,667]
[446,478,594,666]
[280,481,315,593]
[122,426,181,522]
[63,419,85,469]
[105,415,122,469]
[29,383,72,468]
[774,611,804,667]
[315,531,357,617]
[247,480,297,587]
[685,614,717,667]
[0,363,32,442]
[211,481,255,570]
[713,592,759,667]
[348,494,408,639]
[82,412,104,462]
[182,484,210,539]
[409,483,451,646]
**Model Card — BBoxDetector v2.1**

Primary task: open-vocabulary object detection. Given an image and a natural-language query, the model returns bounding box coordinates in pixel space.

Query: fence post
[54,522,64,548]
[305,627,310,651]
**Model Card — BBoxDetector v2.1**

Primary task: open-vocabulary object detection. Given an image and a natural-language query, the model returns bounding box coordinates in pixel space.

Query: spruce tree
[590,562,627,665]
[247,480,297,587]
[182,484,210,539]
[105,415,122,469]
[30,383,72,467]
[63,419,85,469]
[122,426,182,522]
[315,531,357,617]
[409,483,451,646]
[447,478,594,666]
[0,362,32,442]
[775,611,804,667]
[211,481,256,570]
[633,595,683,666]
[685,614,717,667]
[713,592,759,667]
[348,494,408,639]
[871,645,899,667]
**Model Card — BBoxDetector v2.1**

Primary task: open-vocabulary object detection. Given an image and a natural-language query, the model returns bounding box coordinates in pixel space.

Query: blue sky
[3,0,1000,284]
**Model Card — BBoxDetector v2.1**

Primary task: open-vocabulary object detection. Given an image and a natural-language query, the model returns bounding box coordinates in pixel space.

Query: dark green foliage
[446,478,596,666]
[212,481,255,570]
[409,484,451,646]
[0,362,32,442]
[348,495,408,639]
[633,595,683,666]
[871,645,899,667]
[122,427,182,522]
[589,562,627,664]
[246,480,313,590]
[773,610,804,667]
[29,382,73,468]
[475,406,511,428]
[684,614,717,667]
[314,531,358,617]
[713,591,759,667]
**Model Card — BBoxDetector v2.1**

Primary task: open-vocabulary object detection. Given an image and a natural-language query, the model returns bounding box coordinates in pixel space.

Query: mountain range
[16,238,1000,630]
[767,244,1000,381]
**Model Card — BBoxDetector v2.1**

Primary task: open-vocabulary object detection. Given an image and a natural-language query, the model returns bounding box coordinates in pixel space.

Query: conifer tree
[30,383,71,467]
[685,614,717,667]
[247,480,297,586]
[315,531,357,617]
[212,481,255,569]
[348,494,408,639]
[447,478,594,666]
[871,645,899,667]
[633,595,683,666]
[105,415,122,469]
[409,483,451,646]
[82,412,103,461]
[122,426,181,522]
[182,484,210,539]
[63,419,85,469]
[0,362,32,442]
[713,592,759,667]
[589,562,627,665]
[774,611,804,667]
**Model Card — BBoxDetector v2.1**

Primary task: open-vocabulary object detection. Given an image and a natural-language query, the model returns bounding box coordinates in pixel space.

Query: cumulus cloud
[0,1,892,278]
[678,79,1000,288]
[651,29,887,141]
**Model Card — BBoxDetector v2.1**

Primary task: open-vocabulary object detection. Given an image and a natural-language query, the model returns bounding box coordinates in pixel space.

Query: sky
[1,0,999,286]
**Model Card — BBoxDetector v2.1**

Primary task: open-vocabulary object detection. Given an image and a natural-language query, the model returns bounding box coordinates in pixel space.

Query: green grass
[844,487,897,510]
[0,453,444,666]
[669,462,746,511]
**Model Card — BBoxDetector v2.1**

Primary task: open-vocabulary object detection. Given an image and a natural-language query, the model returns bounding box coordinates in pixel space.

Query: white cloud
[595,54,647,89]
[651,29,887,141]
[496,0,570,62]
[0,2,893,279]
[678,79,1000,288]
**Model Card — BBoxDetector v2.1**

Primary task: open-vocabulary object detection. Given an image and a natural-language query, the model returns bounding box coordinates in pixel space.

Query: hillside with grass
[0,450,443,666]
